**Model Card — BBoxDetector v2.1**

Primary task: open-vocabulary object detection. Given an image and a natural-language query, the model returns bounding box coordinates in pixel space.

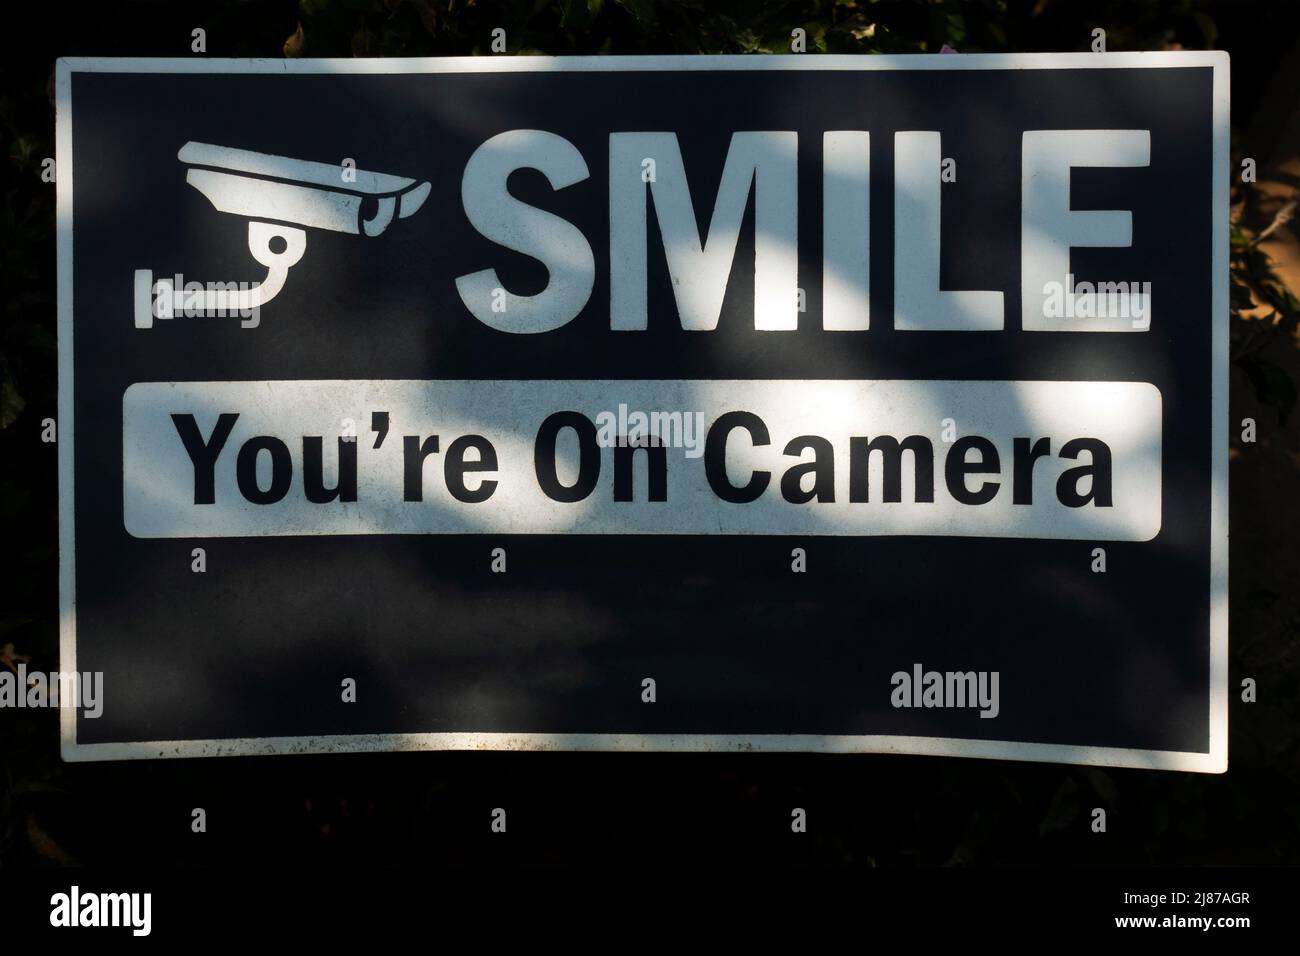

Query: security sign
[56,53,1228,769]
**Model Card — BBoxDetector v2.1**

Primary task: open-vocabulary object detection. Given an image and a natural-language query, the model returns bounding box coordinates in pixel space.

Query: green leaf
[1192,12,1218,47]
[0,367,24,428]
[944,13,967,45]
[1079,768,1118,808]
[283,24,305,58]
[1038,776,1082,836]
[1230,279,1256,312]
[1236,356,1297,424]
[614,0,656,26]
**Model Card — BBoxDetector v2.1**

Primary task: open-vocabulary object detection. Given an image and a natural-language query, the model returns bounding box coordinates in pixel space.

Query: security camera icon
[133,141,431,329]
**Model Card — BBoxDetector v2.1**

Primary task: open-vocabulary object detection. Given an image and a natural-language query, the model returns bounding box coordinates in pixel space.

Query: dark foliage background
[2,0,1299,867]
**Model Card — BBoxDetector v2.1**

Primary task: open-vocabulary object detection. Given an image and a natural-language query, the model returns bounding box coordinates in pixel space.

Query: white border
[56,52,1230,770]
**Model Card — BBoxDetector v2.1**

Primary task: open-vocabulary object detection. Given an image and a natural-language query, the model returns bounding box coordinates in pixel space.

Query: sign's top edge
[55,51,1229,75]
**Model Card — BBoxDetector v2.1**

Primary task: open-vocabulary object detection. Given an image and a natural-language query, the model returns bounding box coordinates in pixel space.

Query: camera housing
[133,141,432,329]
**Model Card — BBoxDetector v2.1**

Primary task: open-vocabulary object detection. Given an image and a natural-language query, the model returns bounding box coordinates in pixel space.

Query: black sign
[57,53,1228,769]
